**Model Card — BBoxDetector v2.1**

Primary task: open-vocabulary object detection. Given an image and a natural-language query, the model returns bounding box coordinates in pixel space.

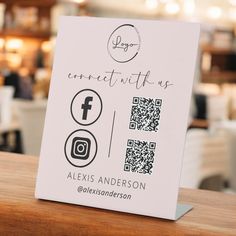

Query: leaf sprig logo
[107,24,141,63]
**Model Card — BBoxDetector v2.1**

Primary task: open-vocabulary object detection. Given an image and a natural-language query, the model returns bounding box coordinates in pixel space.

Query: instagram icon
[64,129,97,168]
[71,137,91,160]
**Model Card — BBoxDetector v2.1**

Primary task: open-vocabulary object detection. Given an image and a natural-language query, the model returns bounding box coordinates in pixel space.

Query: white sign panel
[35,16,200,220]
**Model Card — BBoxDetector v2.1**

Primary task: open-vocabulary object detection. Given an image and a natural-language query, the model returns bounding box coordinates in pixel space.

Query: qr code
[124,139,156,175]
[129,97,162,132]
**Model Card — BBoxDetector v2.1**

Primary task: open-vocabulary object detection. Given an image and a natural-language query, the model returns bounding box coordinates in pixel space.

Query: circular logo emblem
[64,129,97,168]
[107,24,141,63]
[70,89,103,126]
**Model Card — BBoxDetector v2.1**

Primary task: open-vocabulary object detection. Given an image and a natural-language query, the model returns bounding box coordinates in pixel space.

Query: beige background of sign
[36,16,200,220]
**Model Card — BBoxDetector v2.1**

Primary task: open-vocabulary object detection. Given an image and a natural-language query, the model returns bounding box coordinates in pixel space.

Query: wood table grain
[0,152,236,236]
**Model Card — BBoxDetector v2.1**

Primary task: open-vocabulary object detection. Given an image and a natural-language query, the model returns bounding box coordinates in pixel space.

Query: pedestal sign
[35,17,200,220]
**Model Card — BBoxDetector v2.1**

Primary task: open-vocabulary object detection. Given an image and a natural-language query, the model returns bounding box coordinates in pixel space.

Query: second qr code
[129,97,162,132]
[124,139,156,175]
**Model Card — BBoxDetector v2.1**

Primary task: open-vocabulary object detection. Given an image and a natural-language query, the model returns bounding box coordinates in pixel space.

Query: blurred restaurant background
[1,0,236,193]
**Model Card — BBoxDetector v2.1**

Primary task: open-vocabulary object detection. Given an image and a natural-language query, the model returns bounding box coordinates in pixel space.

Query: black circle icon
[70,89,103,126]
[64,129,98,168]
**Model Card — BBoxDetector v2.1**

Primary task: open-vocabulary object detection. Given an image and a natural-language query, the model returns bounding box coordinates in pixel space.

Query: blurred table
[0,152,236,235]
[189,119,209,129]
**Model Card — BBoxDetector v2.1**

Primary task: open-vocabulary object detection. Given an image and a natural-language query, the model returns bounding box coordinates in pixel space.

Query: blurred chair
[193,83,226,121]
[180,129,207,188]
[207,95,229,122]
[206,94,229,189]
[194,94,207,119]
[0,86,15,152]
[14,99,47,156]
[0,86,14,124]
[227,131,236,191]
[229,94,236,119]
[218,121,236,191]
[219,84,236,119]
[181,128,229,190]
[200,129,229,190]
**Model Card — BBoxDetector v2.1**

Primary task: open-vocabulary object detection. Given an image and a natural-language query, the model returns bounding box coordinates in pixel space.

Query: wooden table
[0,152,236,236]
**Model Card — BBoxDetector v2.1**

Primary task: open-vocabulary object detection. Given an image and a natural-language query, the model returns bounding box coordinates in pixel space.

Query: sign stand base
[175,204,193,220]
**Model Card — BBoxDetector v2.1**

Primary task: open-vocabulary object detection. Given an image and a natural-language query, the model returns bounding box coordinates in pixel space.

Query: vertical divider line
[108,111,116,157]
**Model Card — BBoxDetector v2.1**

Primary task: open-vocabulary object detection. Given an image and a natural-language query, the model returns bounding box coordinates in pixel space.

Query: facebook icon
[81,96,93,120]
[71,89,103,126]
